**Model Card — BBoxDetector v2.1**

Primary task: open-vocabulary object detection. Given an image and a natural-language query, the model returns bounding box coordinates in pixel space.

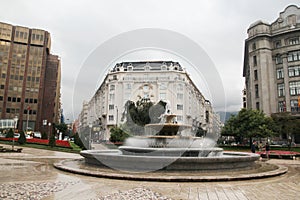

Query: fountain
[80,113,260,172]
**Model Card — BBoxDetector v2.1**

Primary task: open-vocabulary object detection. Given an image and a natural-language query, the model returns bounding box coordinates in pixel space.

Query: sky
[0,0,299,121]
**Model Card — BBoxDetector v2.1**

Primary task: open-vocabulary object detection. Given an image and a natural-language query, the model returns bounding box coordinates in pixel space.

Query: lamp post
[48,122,51,139]
[115,106,118,127]
[12,116,18,151]
[89,123,92,150]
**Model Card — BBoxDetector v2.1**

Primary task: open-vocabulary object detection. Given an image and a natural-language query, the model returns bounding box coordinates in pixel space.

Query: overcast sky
[0,0,299,121]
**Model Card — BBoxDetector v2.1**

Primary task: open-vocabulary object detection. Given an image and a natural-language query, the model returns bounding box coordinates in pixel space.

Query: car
[33,132,41,138]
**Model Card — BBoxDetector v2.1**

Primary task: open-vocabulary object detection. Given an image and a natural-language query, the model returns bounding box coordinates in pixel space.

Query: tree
[55,123,68,140]
[221,108,276,146]
[195,126,207,137]
[18,131,26,145]
[122,99,166,135]
[74,132,86,150]
[5,128,14,138]
[271,113,300,149]
[109,126,130,143]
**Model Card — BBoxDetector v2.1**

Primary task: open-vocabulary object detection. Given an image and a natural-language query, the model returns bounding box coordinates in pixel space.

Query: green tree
[195,126,207,137]
[18,131,26,145]
[109,126,130,143]
[221,108,276,146]
[74,132,86,150]
[122,99,166,135]
[5,128,14,138]
[271,113,300,149]
[55,123,68,140]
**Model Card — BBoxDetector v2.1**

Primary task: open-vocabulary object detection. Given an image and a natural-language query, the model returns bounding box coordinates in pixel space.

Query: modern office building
[0,22,61,133]
[78,61,221,141]
[243,5,300,115]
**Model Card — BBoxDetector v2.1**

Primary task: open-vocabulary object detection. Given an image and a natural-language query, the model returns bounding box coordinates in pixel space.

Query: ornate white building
[78,61,221,141]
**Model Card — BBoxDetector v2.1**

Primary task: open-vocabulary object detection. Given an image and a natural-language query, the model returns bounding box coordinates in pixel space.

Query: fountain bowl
[80,149,260,171]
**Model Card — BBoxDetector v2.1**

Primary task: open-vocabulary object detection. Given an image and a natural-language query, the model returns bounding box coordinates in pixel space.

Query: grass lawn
[0,140,82,154]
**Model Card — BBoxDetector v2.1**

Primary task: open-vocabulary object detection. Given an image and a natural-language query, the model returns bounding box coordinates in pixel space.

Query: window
[288,66,300,77]
[109,115,114,121]
[159,83,167,90]
[256,102,260,110]
[159,93,166,100]
[275,55,282,64]
[254,70,258,80]
[277,83,285,97]
[110,85,115,91]
[177,104,183,110]
[253,56,257,66]
[177,83,183,91]
[289,81,300,95]
[252,42,256,50]
[177,93,183,100]
[289,38,299,45]
[126,83,131,90]
[177,115,183,122]
[274,41,281,48]
[255,84,259,98]
[109,94,115,101]
[277,68,284,79]
[290,100,299,112]
[109,105,114,110]
[0,96,3,101]
[288,50,300,62]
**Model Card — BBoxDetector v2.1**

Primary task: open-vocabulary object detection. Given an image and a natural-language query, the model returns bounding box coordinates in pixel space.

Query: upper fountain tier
[145,113,192,136]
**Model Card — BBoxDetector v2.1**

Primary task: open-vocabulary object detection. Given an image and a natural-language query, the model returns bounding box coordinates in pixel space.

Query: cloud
[0,0,299,120]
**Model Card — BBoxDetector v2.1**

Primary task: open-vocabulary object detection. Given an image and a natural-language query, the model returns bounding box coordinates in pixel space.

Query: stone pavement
[0,144,299,200]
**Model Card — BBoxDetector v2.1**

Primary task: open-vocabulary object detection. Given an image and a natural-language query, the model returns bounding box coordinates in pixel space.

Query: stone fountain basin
[119,146,223,157]
[80,150,260,171]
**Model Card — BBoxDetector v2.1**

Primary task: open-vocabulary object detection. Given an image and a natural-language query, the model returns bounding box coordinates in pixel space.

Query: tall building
[243,5,300,115]
[0,22,61,133]
[78,61,221,141]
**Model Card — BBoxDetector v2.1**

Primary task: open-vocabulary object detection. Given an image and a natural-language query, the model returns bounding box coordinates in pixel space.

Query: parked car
[33,132,41,138]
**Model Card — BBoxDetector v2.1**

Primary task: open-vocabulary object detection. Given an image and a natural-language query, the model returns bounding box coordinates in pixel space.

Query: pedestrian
[265,142,270,159]
[258,142,263,152]
[251,141,256,153]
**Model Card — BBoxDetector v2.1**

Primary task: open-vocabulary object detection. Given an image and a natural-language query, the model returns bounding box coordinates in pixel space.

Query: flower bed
[0,137,71,148]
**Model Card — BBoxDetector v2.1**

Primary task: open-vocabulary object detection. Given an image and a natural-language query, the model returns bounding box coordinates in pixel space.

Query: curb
[54,159,288,182]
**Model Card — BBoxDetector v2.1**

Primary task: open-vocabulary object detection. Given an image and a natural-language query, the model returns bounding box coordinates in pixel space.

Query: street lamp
[115,106,118,127]
[48,122,51,139]
[12,116,18,151]
[89,123,92,150]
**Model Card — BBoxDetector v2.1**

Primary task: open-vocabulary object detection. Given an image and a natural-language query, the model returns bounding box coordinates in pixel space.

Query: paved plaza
[0,145,299,200]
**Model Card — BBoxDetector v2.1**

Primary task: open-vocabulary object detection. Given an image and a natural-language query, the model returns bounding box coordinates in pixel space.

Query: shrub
[18,131,26,145]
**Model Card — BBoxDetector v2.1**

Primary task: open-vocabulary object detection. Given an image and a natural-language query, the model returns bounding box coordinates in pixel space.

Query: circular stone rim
[54,159,288,182]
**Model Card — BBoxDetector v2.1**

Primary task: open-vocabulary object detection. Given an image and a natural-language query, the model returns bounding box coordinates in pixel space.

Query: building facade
[243,5,300,115]
[0,22,61,133]
[78,61,221,141]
